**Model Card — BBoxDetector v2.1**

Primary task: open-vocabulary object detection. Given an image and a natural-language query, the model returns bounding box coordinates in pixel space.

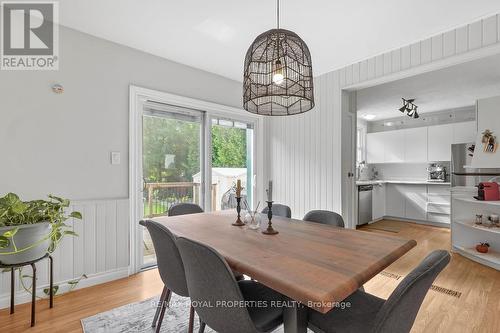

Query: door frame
[339,43,500,231]
[129,85,264,274]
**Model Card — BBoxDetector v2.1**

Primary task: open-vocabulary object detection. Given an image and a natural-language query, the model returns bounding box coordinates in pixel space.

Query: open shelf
[453,197,500,206]
[454,245,500,270]
[454,219,500,234]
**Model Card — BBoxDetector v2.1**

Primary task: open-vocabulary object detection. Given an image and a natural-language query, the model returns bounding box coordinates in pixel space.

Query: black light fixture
[399,98,419,119]
[243,0,314,116]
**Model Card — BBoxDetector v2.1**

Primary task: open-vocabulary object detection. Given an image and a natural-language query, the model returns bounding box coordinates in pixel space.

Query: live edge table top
[151,210,416,314]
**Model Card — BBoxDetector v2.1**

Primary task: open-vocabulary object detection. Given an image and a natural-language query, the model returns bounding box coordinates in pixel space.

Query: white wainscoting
[0,198,130,308]
[266,13,500,220]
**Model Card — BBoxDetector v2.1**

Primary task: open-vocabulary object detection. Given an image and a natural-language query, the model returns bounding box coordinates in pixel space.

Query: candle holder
[232,196,245,226]
[262,201,279,235]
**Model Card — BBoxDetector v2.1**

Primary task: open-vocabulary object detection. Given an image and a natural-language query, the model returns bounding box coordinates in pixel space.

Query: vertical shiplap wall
[0,199,129,307]
[269,72,342,218]
[267,14,500,219]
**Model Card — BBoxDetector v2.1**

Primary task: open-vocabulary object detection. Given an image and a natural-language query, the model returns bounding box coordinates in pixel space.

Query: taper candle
[268,180,273,201]
[236,179,241,197]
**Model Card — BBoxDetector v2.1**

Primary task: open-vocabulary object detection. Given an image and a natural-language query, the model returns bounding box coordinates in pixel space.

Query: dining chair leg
[188,304,195,333]
[152,286,168,328]
[198,318,206,333]
[155,298,168,333]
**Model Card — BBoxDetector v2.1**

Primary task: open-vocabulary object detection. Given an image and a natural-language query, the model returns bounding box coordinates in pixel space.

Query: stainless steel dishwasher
[357,184,373,225]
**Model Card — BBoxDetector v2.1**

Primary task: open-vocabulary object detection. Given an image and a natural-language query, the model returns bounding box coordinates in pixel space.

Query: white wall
[0,26,243,307]
[266,13,500,219]
[0,26,242,201]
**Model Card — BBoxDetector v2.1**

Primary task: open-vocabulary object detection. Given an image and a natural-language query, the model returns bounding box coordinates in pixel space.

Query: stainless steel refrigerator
[451,143,500,187]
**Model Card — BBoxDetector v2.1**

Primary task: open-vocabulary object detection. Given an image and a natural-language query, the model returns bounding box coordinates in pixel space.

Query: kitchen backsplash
[360,162,451,181]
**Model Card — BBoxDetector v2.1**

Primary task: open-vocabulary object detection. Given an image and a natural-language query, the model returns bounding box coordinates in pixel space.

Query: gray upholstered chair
[177,236,285,333]
[168,202,204,216]
[166,202,245,281]
[261,204,291,218]
[139,220,198,333]
[303,210,345,228]
[308,250,451,333]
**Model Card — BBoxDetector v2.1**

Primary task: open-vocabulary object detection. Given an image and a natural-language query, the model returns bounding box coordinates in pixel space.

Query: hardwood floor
[1,219,499,332]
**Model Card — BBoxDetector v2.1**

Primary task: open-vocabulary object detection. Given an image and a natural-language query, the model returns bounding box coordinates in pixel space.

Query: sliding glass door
[141,102,204,267]
[210,117,254,212]
[135,96,258,269]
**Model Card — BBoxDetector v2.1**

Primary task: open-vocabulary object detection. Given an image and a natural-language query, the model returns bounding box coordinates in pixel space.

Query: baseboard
[383,216,451,229]
[0,267,129,309]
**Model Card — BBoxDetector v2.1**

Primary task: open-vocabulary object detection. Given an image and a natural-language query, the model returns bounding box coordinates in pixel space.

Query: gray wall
[0,26,242,201]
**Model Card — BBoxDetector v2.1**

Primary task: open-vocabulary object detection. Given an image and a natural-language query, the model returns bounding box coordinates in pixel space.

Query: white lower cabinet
[385,184,405,218]
[377,183,450,224]
[372,183,386,220]
[404,185,428,220]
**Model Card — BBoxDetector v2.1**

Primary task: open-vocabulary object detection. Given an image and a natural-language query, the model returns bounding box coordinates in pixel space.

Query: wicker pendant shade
[243,0,314,116]
[243,29,314,116]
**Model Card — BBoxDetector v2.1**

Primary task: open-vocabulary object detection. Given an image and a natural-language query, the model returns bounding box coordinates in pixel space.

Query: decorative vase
[0,222,51,265]
[245,211,262,230]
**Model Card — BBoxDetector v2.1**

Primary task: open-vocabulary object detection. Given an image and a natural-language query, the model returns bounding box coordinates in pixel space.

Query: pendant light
[243,0,314,116]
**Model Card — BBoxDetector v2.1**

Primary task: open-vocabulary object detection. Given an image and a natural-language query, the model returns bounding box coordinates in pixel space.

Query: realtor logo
[1,1,59,70]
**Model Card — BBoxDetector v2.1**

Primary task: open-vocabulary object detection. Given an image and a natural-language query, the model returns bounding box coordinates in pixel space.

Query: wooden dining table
[151,210,416,333]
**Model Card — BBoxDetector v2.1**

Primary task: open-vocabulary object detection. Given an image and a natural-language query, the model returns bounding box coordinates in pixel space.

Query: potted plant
[0,193,82,265]
[476,242,490,254]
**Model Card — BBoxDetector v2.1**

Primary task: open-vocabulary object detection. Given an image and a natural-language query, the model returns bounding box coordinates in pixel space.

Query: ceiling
[59,1,500,82]
[356,53,500,121]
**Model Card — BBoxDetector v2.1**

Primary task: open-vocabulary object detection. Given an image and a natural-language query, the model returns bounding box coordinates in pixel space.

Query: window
[357,127,366,165]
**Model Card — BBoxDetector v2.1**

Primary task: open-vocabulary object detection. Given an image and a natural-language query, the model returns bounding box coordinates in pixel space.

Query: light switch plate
[111,152,121,165]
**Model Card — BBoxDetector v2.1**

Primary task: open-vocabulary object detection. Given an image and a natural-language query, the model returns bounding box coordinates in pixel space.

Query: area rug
[81,293,292,332]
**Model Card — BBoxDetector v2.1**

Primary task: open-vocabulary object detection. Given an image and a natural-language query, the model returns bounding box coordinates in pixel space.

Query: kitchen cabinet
[427,124,453,161]
[384,129,405,163]
[404,185,428,220]
[366,122,474,164]
[385,184,405,217]
[452,121,476,144]
[366,132,386,163]
[404,127,428,162]
[372,183,386,220]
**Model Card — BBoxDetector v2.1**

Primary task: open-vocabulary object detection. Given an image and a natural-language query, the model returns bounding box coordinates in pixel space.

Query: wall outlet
[111,152,121,165]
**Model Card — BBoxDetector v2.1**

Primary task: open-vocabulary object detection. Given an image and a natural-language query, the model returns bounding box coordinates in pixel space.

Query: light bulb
[272,60,284,85]
[272,72,284,84]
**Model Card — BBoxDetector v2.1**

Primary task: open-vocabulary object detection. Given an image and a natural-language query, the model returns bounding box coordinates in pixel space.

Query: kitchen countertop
[356,179,451,186]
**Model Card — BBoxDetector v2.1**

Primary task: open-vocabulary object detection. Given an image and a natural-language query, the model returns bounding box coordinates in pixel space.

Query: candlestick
[262,201,279,235]
[232,196,245,226]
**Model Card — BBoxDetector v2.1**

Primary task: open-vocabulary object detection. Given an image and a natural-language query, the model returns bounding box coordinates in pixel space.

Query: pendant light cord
[276,0,280,29]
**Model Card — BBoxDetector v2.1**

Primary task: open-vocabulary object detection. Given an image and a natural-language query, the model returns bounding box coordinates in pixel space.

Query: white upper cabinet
[384,129,405,163]
[428,124,453,161]
[453,121,476,144]
[404,127,428,162]
[366,122,475,163]
[366,132,386,163]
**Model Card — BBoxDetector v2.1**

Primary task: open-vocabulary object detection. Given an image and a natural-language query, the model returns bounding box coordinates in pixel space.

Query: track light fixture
[399,98,419,119]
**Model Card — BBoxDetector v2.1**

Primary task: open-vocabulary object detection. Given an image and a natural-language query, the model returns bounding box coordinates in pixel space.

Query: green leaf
[3,227,19,238]
[67,280,78,285]
[69,211,82,219]
[63,231,78,237]
[0,235,10,248]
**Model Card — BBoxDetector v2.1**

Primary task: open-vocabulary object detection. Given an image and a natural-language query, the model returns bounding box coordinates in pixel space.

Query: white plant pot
[0,222,51,265]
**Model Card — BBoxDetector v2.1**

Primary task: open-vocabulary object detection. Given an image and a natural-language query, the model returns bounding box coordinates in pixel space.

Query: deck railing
[144,182,217,217]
